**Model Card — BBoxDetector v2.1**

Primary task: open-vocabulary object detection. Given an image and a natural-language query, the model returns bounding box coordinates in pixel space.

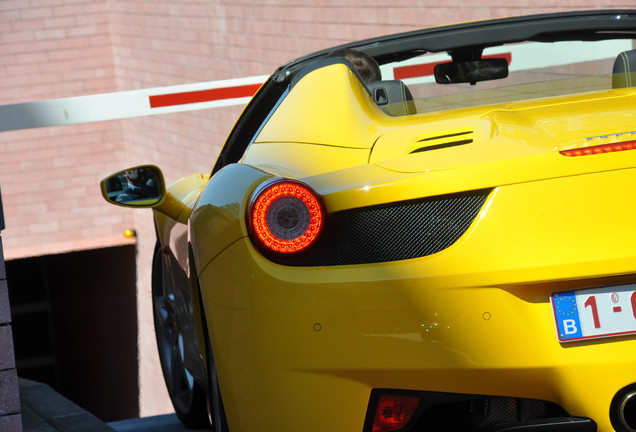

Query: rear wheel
[152,243,208,428]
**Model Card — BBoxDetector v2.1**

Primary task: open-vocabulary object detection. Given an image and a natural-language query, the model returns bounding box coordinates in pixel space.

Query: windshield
[378,38,636,116]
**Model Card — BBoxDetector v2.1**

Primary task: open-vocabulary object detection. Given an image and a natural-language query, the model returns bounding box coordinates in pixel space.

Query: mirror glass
[434,58,509,85]
[103,166,163,207]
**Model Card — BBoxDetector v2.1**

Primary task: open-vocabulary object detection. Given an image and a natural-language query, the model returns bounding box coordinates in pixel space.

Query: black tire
[152,242,209,428]
[206,337,229,432]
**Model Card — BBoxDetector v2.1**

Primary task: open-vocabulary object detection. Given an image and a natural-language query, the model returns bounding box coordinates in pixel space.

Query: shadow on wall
[6,245,139,422]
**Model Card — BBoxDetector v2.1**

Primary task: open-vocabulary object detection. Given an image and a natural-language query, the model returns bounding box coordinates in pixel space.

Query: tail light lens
[560,140,636,157]
[372,394,421,432]
[249,179,324,254]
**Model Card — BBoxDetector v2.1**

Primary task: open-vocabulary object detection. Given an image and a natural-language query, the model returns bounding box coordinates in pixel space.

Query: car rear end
[194,21,636,432]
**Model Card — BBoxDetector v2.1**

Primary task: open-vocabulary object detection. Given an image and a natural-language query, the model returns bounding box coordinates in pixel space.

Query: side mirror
[434,58,509,85]
[101,165,165,208]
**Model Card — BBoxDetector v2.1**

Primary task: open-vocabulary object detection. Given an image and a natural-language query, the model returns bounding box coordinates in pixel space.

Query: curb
[20,378,115,432]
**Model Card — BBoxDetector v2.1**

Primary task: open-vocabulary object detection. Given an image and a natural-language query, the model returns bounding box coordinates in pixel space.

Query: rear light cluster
[249,179,324,254]
[560,140,636,157]
[372,394,421,432]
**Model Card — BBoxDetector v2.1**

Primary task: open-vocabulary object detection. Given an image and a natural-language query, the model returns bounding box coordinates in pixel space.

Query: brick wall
[1,0,634,419]
[0,0,135,261]
[0,188,21,432]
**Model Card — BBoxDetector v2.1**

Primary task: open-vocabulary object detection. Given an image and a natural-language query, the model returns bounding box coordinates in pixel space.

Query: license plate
[551,284,636,342]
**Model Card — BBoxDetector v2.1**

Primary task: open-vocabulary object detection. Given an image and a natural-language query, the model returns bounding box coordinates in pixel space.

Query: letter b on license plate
[551,285,636,342]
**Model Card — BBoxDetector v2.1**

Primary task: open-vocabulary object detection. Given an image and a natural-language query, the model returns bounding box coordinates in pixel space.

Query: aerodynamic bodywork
[102,10,636,432]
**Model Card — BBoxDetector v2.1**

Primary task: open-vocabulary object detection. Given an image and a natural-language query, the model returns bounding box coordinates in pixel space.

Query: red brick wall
[1,0,634,418]
[0,0,134,260]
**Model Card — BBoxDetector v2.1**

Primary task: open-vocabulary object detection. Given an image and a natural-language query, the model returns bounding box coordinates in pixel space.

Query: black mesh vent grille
[416,397,570,432]
[263,189,492,266]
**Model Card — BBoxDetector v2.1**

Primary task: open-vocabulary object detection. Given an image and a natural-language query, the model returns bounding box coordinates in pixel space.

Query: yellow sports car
[102,10,636,432]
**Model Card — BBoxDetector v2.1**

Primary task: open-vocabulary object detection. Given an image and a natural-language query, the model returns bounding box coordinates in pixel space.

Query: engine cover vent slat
[410,129,474,154]
[411,139,473,153]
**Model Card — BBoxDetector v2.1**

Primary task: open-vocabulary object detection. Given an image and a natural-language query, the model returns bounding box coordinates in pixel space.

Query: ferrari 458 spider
[102,10,636,432]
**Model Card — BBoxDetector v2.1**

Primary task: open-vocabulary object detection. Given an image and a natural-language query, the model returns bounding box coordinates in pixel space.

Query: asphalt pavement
[109,413,206,432]
[19,378,209,432]
[20,379,115,432]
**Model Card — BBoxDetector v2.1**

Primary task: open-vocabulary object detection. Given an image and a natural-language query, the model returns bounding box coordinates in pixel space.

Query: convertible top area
[278,9,636,77]
[216,10,636,173]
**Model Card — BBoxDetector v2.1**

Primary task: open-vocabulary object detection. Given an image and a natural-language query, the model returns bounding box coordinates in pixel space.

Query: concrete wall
[0,0,634,419]
[0,188,22,431]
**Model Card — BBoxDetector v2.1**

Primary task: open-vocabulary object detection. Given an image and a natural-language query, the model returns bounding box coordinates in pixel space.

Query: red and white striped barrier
[0,75,268,132]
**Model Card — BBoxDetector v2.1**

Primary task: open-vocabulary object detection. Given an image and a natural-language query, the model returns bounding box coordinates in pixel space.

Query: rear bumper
[362,389,597,432]
[200,237,636,432]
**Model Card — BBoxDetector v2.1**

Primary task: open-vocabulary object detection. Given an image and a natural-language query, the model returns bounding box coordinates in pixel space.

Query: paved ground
[20,378,208,432]
[20,379,115,432]
[109,413,206,432]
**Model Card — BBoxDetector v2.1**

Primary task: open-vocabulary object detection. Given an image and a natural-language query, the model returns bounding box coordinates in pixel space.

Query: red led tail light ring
[249,179,324,254]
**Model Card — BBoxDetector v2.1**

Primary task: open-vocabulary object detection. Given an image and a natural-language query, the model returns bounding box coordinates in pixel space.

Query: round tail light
[249,179,324,254]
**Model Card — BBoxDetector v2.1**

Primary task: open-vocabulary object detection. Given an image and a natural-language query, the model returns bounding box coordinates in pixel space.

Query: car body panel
[153,172,210,384]
[198,167,636,432]
[188,164,271,276]
[254,63,385,149]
